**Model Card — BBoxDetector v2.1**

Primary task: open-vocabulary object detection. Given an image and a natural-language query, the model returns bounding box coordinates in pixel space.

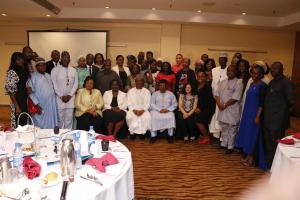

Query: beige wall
[181,24,295,77]
[0,21,296,105]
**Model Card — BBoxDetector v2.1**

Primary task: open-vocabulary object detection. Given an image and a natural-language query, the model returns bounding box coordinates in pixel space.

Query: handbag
[27,97,38,114]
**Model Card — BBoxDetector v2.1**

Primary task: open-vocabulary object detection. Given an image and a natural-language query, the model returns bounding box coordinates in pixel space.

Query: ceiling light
[197,10,202,13]
[242,12,246,15]
[46,14,51,17]
[1,13,7,16]
[152,8,156,11]
[105,6,110,9]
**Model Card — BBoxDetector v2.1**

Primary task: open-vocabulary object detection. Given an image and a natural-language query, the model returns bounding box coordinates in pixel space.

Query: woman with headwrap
[75,55,89,89]
[235,64,268,170]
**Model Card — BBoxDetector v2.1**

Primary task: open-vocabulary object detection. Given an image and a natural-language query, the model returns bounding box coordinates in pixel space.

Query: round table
[270,135,300,184]
[0,129,134,200]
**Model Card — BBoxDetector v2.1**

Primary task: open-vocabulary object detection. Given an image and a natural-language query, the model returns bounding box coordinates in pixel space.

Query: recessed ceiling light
[105,6,110,9]
[1,13,7,17]
[242,12,246,15]
[152,8,156,11]
[46,14,51,17]
[197,10,202,13]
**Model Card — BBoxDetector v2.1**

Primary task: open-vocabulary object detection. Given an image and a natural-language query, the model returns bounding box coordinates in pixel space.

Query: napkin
[277,138,295,145]
[96,135,116,142]
[86,153,119,173]
[23,156,41,179]
[292,133,300,140]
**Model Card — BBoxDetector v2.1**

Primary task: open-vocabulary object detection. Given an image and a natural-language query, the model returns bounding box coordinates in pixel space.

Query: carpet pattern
[122,138,266,200]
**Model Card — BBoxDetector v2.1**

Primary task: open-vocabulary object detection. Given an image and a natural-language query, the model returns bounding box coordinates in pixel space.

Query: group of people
[5,46,294,170]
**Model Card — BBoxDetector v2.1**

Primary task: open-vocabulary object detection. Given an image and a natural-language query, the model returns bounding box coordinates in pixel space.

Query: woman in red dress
[156,62,176,93]
[172,54,184,74]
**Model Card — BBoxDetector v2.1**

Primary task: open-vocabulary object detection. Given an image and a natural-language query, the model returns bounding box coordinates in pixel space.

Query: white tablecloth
[0,129,134,200]
[270,136,300,184]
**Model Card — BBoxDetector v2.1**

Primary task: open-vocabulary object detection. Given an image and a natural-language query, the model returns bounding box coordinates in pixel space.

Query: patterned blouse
[5,70,19,94]
[5,70,20,128]
[181,94,198,113]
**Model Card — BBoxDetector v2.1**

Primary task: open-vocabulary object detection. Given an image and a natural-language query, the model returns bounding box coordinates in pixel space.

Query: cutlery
[16,188,29,200]
[80,175,102,186]
[87,173,103,186]
[60,181,68,200]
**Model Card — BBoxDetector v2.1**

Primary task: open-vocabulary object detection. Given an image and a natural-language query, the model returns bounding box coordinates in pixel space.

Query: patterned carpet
[121,138,267,200]
[1,113,300,200]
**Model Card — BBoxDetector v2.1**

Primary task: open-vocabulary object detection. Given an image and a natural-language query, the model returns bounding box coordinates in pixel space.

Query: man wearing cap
[263,61,294,168]
[126,75,151,139]
[27,58,59,128]
[51,51,78,129]
[209,52,229,140]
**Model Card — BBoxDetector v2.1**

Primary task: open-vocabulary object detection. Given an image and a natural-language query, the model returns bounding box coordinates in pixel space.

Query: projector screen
[28,31,107,66]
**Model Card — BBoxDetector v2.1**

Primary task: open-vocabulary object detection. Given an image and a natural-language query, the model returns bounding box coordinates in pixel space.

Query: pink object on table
[96,135,116,142]
[277,138,295,145]
[23,156,41,179]
[292,133,300,140]
[86,153,119,173]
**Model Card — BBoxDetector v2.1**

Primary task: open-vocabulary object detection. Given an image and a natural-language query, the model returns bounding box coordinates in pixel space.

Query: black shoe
[139,134,145,140]
[130,134,136,140]
[219,145,226,150]
[168,136,174,144]
[225,149,234,154]
[149,137,157,144]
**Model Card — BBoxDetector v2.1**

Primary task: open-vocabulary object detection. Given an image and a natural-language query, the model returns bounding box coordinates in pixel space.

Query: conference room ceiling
[0,0,300,29]
[51,0,300,17]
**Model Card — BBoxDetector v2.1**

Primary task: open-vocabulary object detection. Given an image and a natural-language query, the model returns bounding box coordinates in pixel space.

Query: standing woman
[156,62,176,93]
[103,79,127,137]
[178,83,198,141]
[204,58,216,71]
[76,55,89,88]
[94,53,105,70]
[5,52,30,128]
[112,55,131,90]
[235,66,267,169]
[75,76,104,133]
[126,64,148,90]
[194,70,216,144]
[172,54,184,74]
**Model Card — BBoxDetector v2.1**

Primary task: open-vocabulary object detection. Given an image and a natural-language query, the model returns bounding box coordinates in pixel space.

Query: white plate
[23,151,35,157]
[40,173,62,188]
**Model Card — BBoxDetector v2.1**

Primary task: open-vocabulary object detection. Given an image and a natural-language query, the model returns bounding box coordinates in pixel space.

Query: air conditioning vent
[31,0,61,15]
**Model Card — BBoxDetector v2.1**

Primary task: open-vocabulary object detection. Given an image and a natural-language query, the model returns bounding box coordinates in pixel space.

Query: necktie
[89,66,92,75]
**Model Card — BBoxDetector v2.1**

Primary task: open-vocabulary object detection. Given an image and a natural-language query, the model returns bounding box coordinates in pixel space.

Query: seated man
[150,80,177,144]
[126,75,151,139]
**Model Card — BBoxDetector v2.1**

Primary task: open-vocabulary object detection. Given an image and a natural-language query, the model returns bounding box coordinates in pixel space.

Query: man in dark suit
[46,50,60,74]
[86,53,99,80]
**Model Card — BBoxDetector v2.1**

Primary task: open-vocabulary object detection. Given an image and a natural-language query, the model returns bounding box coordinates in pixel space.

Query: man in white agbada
[150,80,177,144]
[209,52,229,139]
[51,51,78,129]
[126,75,151,139]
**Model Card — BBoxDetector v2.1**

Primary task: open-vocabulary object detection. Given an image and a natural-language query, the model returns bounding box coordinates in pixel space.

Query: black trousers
[263,127,285,168]
[76,113,103,133]
[177,112,195,138]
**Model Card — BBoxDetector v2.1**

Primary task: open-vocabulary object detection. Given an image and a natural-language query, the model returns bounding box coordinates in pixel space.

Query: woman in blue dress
[235,65,267,169]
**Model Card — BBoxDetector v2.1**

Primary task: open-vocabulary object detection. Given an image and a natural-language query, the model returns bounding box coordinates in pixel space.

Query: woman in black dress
[194,70,216,144]
[103,79,127,137]
[5,52,30,128]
